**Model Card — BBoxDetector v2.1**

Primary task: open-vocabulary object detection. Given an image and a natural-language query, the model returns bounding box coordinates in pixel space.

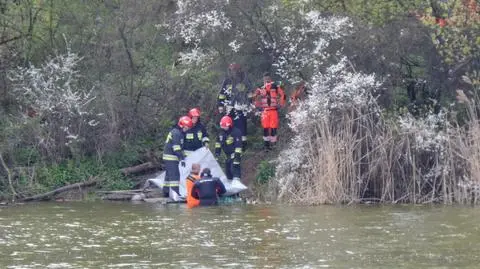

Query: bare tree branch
[0,34,22,45]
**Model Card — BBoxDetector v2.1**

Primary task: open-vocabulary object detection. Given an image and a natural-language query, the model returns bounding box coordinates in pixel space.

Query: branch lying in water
[20,177,99,202]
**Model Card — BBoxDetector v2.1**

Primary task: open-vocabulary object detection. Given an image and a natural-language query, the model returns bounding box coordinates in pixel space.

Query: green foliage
[12,147,41,166]
[35,158,133,192]
[98,168,134,190]
[256,160,275,185]
[101,144,142,168]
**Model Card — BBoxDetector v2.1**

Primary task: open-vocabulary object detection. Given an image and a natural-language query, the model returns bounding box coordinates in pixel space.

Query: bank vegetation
[0,0,479,204]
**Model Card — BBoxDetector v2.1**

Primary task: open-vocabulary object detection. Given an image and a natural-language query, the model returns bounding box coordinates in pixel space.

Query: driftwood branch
[99,188,164,201]
[120,162,160,175]
[21,177,98,202]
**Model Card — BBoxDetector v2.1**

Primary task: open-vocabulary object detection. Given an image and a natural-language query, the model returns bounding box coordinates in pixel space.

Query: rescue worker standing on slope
[183,108,209,156]
[162,116,193,197]
[217,63,253,151]
[215,115,243,182]
[191,168,226,206]
[254,72,286,150]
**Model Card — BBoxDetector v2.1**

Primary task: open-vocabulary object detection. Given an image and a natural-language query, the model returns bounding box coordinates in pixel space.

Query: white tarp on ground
[146,147,247,197]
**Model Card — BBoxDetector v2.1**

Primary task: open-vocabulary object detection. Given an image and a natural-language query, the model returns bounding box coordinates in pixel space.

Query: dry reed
[272,94,480,205]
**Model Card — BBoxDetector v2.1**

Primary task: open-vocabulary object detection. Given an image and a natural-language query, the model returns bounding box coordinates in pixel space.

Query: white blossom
[9,51,94,116]
[228,40,242,53]
[397,110,448,152]
[178,48,216,66]
[171,0,231,46]
[8,49,100,149]
[271,13,352,81]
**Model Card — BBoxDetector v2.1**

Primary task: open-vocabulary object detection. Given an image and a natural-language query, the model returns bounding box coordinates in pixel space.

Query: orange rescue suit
[186,174,201,208]
[255,82,286,129]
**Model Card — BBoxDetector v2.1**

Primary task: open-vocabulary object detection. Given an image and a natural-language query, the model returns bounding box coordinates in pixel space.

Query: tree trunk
[0,152,17,200]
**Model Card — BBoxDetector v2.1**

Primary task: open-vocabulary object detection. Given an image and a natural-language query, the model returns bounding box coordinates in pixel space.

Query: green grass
[256,160,275,185]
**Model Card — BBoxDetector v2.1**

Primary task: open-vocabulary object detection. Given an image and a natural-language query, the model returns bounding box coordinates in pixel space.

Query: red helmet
[188,108,201,118]
[178,116,193,129]
[220,115,233,128]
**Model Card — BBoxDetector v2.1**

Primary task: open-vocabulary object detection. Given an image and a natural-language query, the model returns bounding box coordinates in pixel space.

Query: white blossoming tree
[166,0,232,68]
[274,57,381,203]
[9,51,99,161]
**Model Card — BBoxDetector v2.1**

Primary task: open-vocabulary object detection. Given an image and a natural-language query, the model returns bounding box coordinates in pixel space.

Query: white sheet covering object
[146,147,247,197]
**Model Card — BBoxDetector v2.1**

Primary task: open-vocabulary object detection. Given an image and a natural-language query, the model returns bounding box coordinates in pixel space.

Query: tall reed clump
[444,89,480,204]
[271,66,480,205]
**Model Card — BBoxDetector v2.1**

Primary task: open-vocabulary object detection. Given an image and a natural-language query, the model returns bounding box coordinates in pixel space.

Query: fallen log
[96,189,146,194]
[120,162,160,176]
[21,178,98,202]
[101,193,135,201]
[100,188,163,201]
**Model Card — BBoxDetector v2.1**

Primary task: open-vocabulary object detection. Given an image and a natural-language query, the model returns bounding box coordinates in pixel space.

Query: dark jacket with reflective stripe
[184,121,209,151]
[191,177,227,206]
[215,127,243,158]
[162,126,185,161]
[217,75,253,109]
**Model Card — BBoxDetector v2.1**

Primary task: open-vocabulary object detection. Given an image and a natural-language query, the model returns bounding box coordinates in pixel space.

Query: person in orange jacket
[186,163,201,208]
[254,72,286,150]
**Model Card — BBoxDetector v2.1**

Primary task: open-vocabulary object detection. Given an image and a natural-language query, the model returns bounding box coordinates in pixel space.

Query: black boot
[242,141,248,152]
[270,142,276,150]
[263,140,270,151]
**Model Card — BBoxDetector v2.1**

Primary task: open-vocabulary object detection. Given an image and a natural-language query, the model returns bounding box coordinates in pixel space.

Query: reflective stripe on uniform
[218,94,226,100]
[184,150,194,156]
[226,137,234,145]
[165,132,173,143]
[241,136,247,141]
[215,142,221,148]
[233,161,240,165]
[163,181,179,187]
[235,147,242,154]
[163,154,179,161]
[186,133,195,139]
[172,145,181,151]
[197,132,203,140]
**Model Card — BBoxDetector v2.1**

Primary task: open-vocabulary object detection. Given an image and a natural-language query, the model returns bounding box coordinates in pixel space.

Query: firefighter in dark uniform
[183,108,209,156]
[217,63,253,151]
[191,168,227,206]
[215,115,243,181]
[162,116,193,197]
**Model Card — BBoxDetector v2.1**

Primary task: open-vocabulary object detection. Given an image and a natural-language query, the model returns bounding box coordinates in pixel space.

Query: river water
[0,202,479,268]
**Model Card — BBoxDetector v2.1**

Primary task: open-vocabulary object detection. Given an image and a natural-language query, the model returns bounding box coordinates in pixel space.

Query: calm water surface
[0,202,479,268]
